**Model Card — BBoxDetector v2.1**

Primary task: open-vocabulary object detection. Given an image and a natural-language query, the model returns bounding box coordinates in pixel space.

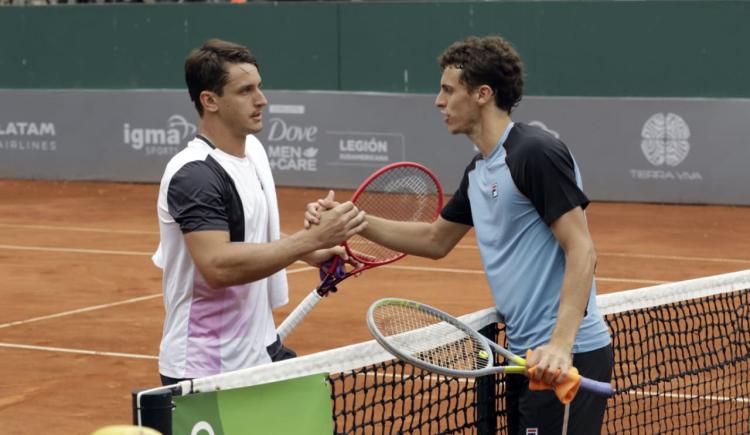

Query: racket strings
[372,303,491,372]
[350,166,441,262]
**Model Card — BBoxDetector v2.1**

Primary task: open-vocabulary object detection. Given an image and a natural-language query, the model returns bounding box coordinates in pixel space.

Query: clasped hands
[300,190,366,270]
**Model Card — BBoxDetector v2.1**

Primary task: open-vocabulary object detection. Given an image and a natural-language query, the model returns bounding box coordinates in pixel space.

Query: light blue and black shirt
[441,122,611,355]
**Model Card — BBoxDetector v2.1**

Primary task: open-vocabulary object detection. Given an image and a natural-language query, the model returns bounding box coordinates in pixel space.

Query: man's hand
[301,246,348,268]
[304,199,367,250]
[525,341,573,386]
[304,190,339,229]
[300,245,364,277]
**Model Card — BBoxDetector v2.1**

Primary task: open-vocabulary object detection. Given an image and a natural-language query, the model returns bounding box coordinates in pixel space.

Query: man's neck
[469,110,512,158]
[198,120,247,157]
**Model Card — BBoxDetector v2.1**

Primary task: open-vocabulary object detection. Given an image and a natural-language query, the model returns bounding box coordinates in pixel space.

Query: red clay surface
[0,179,749,434]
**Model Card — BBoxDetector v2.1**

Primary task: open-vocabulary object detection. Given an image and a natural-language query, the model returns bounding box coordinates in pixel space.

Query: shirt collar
[485,121,515,161]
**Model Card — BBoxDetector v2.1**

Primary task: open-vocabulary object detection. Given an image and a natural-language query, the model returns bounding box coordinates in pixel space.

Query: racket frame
[343,161,444,268]
[321,161,445,290]
[367,298,613,397]
[277,162,443,341]
[367,298,526,377]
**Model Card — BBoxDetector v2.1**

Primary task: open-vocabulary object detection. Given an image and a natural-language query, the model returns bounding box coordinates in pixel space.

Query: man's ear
[476,84,495,106]
[200,90,219,114]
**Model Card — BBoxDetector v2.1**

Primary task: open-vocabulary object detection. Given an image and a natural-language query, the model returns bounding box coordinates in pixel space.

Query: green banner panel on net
[172,373,332,435]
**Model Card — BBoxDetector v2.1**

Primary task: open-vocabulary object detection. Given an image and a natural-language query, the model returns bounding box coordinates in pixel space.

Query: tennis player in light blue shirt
[448,121,611,357]
[306,36,613,435]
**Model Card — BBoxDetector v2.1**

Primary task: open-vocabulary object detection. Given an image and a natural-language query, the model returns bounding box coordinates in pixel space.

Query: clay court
[1,179,749,434]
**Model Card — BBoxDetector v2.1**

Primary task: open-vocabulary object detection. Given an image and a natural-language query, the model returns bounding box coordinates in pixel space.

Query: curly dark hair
[438,36,524,114]
[184,39,259,117]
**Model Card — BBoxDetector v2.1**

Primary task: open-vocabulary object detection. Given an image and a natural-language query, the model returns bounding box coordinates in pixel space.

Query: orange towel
[525,350,581,404]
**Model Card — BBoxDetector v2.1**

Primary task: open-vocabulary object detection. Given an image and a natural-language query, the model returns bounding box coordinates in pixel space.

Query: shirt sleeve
[508,139,590,226]
[440,155,480,226]
[167,160,230,234]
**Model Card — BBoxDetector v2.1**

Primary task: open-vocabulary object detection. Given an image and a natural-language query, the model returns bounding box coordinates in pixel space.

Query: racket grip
[276,290,323,341]
[578,377,614,397]
[319,257,346,281]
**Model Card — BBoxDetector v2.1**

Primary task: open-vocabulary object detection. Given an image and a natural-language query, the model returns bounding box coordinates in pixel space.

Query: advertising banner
[171,373,332,435]
[1,89,747,205]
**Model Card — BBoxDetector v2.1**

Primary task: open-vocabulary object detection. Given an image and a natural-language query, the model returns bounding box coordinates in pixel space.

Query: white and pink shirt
[153,135,288,379]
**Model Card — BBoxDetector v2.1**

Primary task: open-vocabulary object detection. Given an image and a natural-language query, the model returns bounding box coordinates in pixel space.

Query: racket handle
[276,290,323,341]
[578,377,614,397]
[319,256,346,280]
[318,257,347,293]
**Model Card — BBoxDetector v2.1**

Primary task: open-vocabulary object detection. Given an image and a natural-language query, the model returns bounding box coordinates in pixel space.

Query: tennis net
[135,269,750,434]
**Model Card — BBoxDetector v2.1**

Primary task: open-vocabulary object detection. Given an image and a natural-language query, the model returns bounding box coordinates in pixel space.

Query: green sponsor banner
[173,389,224,434]
[172,373,332,435]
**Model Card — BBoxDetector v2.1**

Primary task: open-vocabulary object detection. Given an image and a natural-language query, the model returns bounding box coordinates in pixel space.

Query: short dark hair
[184,39,259,116]
[438,36,524,114]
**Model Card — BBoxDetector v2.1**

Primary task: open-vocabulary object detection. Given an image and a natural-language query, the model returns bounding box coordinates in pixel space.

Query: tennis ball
[90,425,162,435]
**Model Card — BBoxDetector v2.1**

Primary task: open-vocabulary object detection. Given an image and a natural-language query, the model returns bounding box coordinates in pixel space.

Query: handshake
[297,190,367,269]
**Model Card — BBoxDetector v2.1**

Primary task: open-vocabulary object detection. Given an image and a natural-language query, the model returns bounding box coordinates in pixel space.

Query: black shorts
[160,335,297,386]
[506,344,613,435]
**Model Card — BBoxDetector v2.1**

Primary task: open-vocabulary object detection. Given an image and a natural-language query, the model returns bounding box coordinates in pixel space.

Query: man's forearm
[550,245,597,351]
[362,216,448,259]
[187,229,322,289]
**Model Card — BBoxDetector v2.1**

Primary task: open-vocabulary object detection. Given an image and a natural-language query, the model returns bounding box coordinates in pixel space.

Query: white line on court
[385,264,485,274]
[361,372,750,405]
[0,222,158,235]
[598,252,750,264]
[0,244,152,256]
[627,389,750,404]
[0,244,668,285]
[597,277,668,284]
[0,342,158,360]
[3,221,748,265]
[384,265,664,284]
[0,293,163,329]
[453,244,750,264]
[0,267,317,360]
[0,266,315,330]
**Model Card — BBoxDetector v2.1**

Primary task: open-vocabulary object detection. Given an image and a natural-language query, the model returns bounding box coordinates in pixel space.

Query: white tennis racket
[367,298,614,401]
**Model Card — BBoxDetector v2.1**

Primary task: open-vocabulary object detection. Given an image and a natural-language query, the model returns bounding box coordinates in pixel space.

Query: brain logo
[641,113,690,167]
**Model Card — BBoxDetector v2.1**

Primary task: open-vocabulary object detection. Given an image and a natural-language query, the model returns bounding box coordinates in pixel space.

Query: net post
[132,388,173,435]
[476,323,499,435]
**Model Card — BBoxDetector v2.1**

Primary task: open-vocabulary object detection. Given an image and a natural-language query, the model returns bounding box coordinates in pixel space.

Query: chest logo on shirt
[490,182,499,198]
